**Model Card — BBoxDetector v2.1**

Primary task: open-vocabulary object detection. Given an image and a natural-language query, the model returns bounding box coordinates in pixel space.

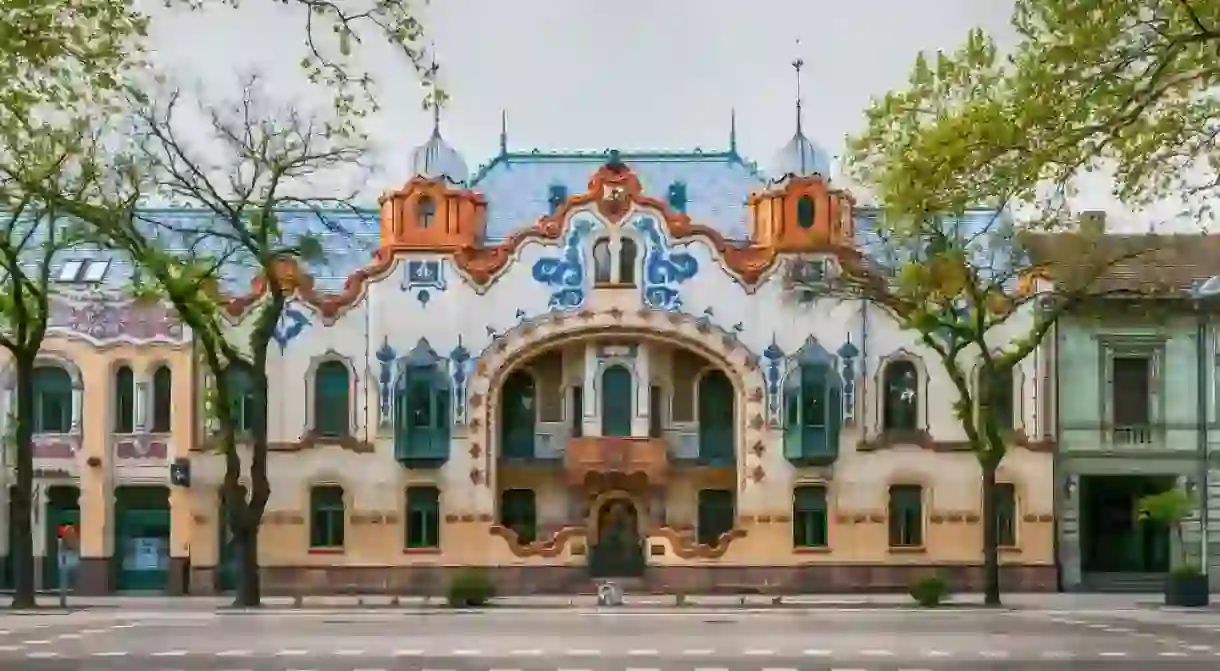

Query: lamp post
[1189,275,1220,580]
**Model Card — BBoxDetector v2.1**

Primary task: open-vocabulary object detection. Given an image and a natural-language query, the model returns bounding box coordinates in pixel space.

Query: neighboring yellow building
[0,286,195,595]
[2,118,1057,596]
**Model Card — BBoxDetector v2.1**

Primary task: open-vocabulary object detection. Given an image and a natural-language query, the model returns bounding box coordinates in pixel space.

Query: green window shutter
[888,485,923,547]
[801,364,828,456]
[227,368,256,434]
[405,487,441,548]
[32,366,73,434]
[314,361,350,437]
[114,366,135,433]
[499,489,537,543]
[697,370,735,463]
[995,483,1017,547]
[309,486,345,548]
[696,489,735,546]
[793,486,828,547]
[151,366,172,433]
[600,366,633,437]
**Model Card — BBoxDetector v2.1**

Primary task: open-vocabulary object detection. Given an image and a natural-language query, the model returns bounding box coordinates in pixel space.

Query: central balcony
[564,436,670,488]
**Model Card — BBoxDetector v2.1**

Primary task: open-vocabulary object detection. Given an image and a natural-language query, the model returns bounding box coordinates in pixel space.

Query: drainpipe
[1051,318,1064,592]
[1196,303,1210,577]
[859,300,869,440]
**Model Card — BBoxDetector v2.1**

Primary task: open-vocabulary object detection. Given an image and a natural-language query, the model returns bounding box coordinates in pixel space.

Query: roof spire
[792,38,805,139]
[499,109,508,155]
[427,43,441,137]
[729,108,737,154]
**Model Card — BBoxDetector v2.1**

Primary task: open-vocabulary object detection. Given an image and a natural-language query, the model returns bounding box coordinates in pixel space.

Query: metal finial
[729,108,737,153]
[428,43,441,137]
[792,39,804,137]
[499,109,508,154]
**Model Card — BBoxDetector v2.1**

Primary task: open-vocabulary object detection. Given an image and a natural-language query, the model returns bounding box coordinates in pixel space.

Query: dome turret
[410,128,468,183]
[768,51,831,181]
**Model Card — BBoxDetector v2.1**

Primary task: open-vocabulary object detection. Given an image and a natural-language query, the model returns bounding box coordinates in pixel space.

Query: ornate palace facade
[1,114,1057,595]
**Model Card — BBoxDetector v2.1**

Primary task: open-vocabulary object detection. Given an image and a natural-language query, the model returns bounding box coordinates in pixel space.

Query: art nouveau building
[1,113,1058,595]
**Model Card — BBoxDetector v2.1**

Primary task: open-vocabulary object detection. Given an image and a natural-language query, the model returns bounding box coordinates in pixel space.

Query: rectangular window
[405,486,441,549]
[696,489,735,546]
[648,385,663,438]
[570,386,583,438]
[887,485,923,547]
[309,486,345,549]
[985,369,1015,431]
[995,483,1017,548]
[499,489,537,544]
[1112,355,1151,425]
[792,486,828,548]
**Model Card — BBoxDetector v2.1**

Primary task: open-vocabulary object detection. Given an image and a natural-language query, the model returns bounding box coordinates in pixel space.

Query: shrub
[909,575,950,607]
[446,569,495,607]
[1170,563,1202,578]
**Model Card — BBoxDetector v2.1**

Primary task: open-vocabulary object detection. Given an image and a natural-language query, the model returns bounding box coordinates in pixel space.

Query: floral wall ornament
[376,338,396,427]
[271,303,311,352]
[763,337,785,427]
[531,214,603,310]
[836,339,860,423]
[400,259,447,307]
[632,214,699,310]
[449,337,471,424]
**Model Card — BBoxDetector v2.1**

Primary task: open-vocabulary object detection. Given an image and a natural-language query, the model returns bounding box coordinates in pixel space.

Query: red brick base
[188,563,1056,596]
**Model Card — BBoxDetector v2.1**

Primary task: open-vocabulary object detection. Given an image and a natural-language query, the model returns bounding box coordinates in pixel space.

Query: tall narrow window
[416,196,436,228]
[995,483,1017,548]
[500,371,536,459]
[887,485,924,547]
[405,486,441,549]
[32,366,73,434]
[793,486,828,548]
[114,365,135,433]
[309,486,345,549]
[151,365,172,433]
[618,238,638,286]
[226,367,258,434]
[696,489,735,546]
[882,360,918,431]
[1112,356,1151,426]
[796,195,816,228]
[592,238,612,284]
[983,367,1015,431]
[570,386,584,438]
[600,365,633,437]
[648,385,663,438]
[313,360,351,437]
[499,489,537,544]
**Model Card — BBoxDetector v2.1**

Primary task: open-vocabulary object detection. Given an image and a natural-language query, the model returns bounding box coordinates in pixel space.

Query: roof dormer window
[57,259,110,283]
[547,184,568,215]
[667,182,687,212]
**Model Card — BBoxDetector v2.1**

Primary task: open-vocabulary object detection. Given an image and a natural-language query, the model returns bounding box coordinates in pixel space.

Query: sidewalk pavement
[7,591,1182,611]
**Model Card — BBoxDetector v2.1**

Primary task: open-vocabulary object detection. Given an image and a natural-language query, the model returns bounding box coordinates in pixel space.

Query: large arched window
[151,365,173,433]
[114,365,135,433]
[394,339,451,465]
[32,366,73,434]
[782,339,842,465]
[314,360,351,437]
[882,359,919,431]
[500,370,536,459]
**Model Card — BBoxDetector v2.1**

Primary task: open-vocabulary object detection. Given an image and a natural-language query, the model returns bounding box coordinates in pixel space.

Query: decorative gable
[747,174,855,252]
[377,177,488,254]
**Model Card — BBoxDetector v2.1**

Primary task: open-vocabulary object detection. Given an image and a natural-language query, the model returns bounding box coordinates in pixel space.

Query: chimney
[1078,210,1106,236]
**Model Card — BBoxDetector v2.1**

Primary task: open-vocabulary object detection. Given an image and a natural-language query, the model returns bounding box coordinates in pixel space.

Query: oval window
[796,195,816,229]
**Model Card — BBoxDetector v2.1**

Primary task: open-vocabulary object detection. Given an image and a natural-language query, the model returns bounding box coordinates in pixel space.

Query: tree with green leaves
[30,77,369,606]
[834,0,1216,606]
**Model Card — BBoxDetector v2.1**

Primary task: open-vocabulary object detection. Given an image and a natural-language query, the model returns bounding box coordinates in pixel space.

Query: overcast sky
[141,0,1183,230]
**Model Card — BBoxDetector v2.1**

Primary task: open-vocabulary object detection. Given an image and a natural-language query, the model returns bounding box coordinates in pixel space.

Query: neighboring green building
[1050,230,1220,591]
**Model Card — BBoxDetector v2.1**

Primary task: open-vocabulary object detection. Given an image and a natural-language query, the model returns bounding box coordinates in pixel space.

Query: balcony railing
[1110,424,1156,446]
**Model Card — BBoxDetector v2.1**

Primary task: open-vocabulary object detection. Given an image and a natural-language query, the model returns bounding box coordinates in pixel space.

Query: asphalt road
[1,606,1218,670]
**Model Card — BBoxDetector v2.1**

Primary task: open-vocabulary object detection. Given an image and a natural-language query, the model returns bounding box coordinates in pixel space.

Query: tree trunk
[8,354,36,609]
[981,460,1002,606]
[232,519,261,607]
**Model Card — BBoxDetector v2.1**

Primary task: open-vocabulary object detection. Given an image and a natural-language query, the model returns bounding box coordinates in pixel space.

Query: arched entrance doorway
[588,497,645,578]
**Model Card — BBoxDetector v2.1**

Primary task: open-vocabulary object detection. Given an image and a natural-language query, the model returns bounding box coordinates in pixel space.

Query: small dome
[769,131,831,181]
[410,130,468,183]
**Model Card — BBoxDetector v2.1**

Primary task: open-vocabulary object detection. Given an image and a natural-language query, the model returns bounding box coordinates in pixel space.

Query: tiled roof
[1025,233,1220,295]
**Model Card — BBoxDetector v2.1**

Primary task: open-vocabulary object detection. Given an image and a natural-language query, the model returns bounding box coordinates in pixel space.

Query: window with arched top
[600,365,633,437]
[697,370,735,464]
[500,370,536,459]
[618,238,638,286]
[314,360,351,437]
[796,195,816,229]
[592,238,612,284]
[32,366,73,434]
[114,365,135,433]
[882,360,919,431]
[151,365,172,433]
[416,196,436,228]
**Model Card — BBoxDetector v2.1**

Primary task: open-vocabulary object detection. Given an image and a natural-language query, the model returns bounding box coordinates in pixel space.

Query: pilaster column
[70,385,83,433]
[135,378,149,433]
[631,343,650,436]
[583,344,599,437]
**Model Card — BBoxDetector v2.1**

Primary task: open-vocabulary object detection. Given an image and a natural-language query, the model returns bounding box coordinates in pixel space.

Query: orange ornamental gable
[747,173,856,252]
